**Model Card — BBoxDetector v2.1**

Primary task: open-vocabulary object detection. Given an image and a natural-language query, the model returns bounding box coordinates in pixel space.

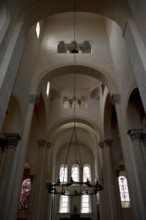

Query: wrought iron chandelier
[46,0,103,197]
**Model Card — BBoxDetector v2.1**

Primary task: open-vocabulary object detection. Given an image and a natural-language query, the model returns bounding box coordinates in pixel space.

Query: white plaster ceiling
[51,74,100,90]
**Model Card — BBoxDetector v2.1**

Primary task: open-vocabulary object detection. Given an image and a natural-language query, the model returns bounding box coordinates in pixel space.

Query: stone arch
[1,95,22,135]
[127,88,146,129]
[31,64,119,95]
[47,117,102,145]
[18,0,132,33]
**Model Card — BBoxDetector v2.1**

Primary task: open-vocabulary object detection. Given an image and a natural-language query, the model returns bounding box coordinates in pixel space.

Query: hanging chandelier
[46,0,103,197]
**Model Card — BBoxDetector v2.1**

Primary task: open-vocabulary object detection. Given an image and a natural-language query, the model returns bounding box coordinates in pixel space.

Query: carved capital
[104,139,113,147]
[0,138,7,152]
[29,94,39,105]
[111,94,120,105]
[98,142,104,149]
[4,133,21,149]
[141,133,146,146]
[127,129,143,140]
[46,142,52,149]
[37,139,46,147]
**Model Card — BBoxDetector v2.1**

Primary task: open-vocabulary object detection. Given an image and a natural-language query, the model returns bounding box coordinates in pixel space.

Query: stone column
[112,94,146,220]
[103,139,120,220]
[98,142,105,220]
[33,140,51,220]
[7,94,39,220]
[123,19,146,112]
[127,129,146,218]
[0,138,7,177]
[0,133,20,219]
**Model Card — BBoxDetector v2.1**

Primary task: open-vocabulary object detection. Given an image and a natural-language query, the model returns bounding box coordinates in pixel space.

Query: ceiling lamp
[46,0,103,197]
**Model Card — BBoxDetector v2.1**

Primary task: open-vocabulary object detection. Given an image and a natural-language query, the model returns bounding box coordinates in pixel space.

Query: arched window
[118,176,130,208]
[59,195,70,213]
[59,164,68,183]
[36,22,40,38]
[83,164,91,182]
[71,164,79,181]
[81,195,91,213]
[19,178,31,211]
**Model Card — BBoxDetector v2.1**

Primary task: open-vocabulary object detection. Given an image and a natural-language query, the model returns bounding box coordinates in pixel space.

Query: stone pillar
[98,142,105,220]
[112,94,146,220]
[0,22,25,130]
[101,139,121,220]
[123,19,146,112]
[33,140,51,220]
[127,129,146,219]
[6,94,39,220]
[0,138,7,177]
[0,133,20,219]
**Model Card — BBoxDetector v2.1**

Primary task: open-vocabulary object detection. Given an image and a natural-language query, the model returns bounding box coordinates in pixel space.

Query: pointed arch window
[59,164,68,183]
[83,164,91,182]
[118,176,130,208]
[71,164,79,182]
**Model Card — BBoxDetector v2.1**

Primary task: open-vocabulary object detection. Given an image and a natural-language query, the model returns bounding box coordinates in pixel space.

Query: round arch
[47,117,102,144]
[18,0,132,33]
[31,64,119,95]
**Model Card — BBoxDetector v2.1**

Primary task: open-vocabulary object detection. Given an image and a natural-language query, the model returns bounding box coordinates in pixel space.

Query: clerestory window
[71,164,79,182]
[83,164,91,182]
[118,175,130,208]
[59,164,68,183]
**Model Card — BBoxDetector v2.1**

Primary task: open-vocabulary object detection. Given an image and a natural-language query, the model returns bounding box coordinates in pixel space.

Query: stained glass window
[118,176,130,208]
[19,178,31,211]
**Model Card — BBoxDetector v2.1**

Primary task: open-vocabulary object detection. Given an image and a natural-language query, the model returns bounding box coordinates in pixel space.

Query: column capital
[111,94,120,105]
[104,139,113,146]
[127,129,143,140]
[98,141,104,149]
[0,138,7,151]
[29,94,39,105]
[141,133,146,146]
[37,139,46,147]
[46,142,52,149]
[4,133,21,149]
